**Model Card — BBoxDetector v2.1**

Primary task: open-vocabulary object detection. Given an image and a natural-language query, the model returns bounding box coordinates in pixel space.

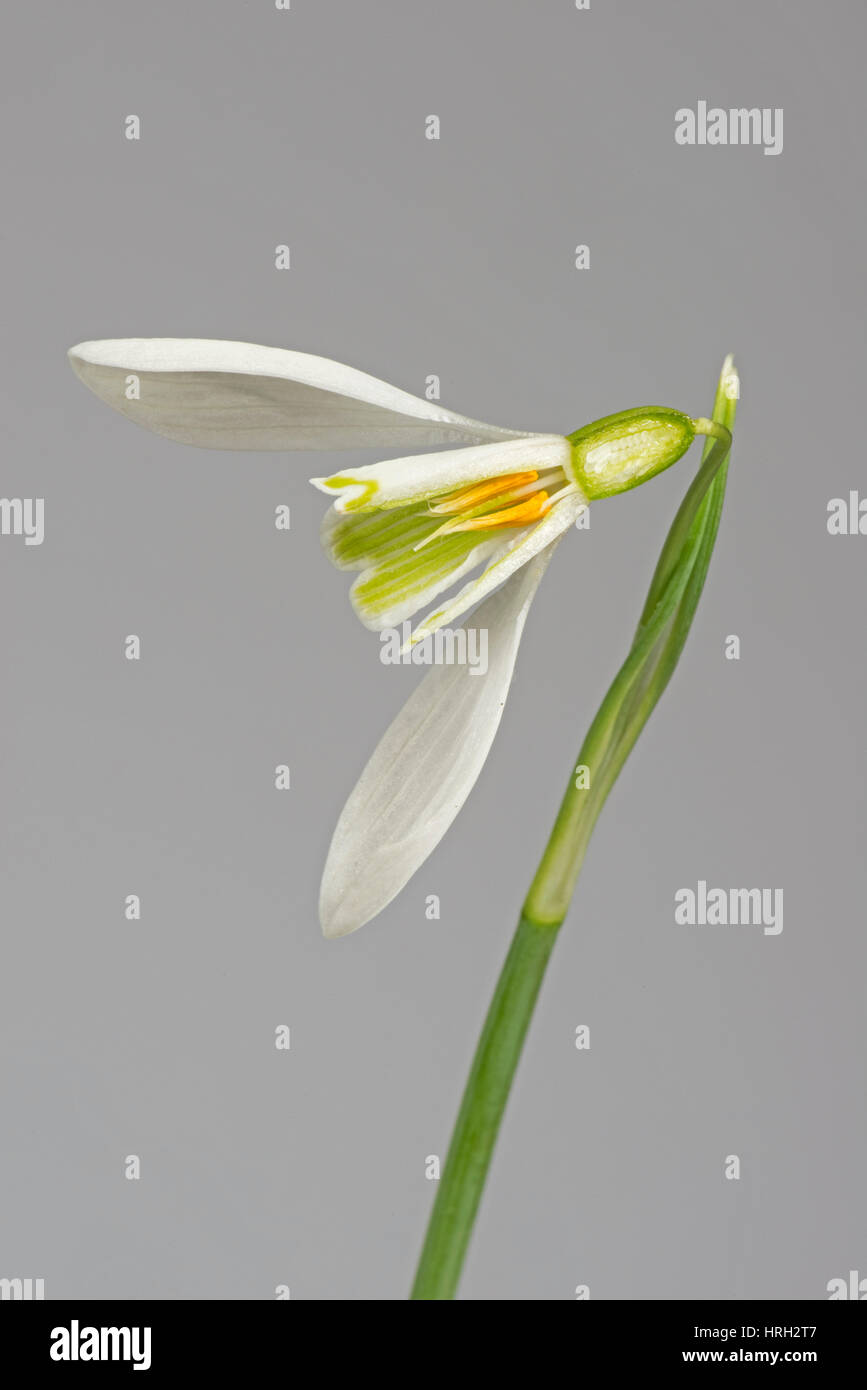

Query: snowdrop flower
[68,338,716,938]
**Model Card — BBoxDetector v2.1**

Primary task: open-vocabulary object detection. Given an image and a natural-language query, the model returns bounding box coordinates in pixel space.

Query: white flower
[68,338,700,937]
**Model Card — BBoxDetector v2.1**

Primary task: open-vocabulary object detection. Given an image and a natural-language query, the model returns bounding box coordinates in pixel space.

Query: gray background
[1,0,864,1300]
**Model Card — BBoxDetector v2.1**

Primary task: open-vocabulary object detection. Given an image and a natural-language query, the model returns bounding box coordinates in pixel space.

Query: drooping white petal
[311,435,569,512]
[67,338,528,451]
[409,487,588,644]
[319,545,557,938]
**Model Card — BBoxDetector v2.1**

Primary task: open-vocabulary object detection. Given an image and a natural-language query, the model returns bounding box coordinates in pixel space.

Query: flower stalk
[410,359,737,1300]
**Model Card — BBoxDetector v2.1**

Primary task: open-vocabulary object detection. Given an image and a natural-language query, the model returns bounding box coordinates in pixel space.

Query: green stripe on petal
[350,531,503,630]
[316,474,380,511]
[322,502,440,571]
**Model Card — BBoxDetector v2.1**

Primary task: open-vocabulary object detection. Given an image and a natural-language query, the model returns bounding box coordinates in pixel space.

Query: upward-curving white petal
[67,338,528,451]
[319,546,556,938]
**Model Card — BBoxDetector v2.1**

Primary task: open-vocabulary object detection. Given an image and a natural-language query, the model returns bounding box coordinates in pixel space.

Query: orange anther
[429,471,540,516]
[441,490,550,535]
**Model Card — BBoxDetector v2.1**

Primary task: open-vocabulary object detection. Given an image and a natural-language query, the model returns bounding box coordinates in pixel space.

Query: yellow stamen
[429,471,540,515]
[451,490,550,532]
[417,491,551,549]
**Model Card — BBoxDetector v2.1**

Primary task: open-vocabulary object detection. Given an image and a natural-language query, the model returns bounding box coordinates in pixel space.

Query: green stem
[410,360,737,1301]
[409,915,557,1301]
